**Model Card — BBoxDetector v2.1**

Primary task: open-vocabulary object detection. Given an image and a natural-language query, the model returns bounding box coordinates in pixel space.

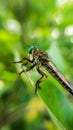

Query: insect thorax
[32,49,50,63]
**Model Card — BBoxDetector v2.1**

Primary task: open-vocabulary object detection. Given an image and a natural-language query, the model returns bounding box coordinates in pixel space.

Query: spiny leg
[35,65,47,93]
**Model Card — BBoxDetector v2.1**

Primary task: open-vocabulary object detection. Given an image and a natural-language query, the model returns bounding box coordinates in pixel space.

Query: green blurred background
[0,0,73,130]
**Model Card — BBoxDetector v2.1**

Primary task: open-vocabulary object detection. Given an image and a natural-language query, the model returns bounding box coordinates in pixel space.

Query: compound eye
[28,46,37,54]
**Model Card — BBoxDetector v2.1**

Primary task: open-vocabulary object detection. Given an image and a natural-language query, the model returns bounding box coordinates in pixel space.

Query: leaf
[14,51,73,130]
[27,70,73,130]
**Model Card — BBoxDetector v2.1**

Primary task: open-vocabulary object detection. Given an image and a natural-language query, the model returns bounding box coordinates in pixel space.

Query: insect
[13,46,73,95]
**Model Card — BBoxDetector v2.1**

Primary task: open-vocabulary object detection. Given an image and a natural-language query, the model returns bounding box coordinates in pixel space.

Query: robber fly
[13,46,73,95]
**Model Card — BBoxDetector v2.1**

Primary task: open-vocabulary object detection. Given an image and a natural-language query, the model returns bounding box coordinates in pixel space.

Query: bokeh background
[0,0,73,130]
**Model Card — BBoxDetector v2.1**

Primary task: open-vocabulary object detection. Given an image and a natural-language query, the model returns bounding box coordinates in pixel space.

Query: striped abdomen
[43,61,73,95]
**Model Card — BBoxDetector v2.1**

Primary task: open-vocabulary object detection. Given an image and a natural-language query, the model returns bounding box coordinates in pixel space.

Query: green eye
[28,46,37,53]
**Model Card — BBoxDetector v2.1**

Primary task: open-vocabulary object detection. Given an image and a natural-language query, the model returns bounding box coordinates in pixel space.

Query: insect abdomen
[44,61,73,95]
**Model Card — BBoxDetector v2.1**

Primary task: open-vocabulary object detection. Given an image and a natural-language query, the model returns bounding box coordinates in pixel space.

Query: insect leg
[12,57,33,64]
[19,63,36,75]
[35,65,47,93]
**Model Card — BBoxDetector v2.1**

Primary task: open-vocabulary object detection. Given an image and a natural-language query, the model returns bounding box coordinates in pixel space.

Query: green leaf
[28,70,73,130]
[14,50,73,130]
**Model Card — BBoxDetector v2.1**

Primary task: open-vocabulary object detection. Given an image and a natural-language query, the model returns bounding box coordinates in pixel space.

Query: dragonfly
[13,46,73,95]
